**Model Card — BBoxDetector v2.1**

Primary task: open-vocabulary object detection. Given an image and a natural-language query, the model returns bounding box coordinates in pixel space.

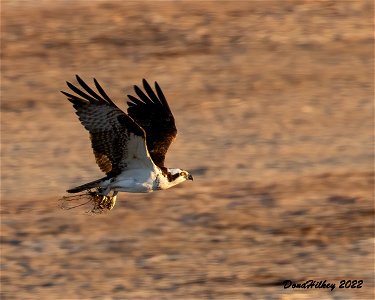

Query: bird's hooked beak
[188,174,194,181]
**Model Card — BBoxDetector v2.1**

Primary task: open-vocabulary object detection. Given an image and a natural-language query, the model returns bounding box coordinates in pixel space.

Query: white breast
[110,169,158,193]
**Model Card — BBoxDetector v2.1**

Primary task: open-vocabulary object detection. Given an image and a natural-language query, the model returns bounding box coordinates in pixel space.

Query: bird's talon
[92,194,117,212]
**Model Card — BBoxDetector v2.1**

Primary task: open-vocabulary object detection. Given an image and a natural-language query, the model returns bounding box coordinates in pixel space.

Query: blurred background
[1,0,373,299]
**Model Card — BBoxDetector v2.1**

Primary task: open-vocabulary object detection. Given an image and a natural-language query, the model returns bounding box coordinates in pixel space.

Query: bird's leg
[107,191,118,210]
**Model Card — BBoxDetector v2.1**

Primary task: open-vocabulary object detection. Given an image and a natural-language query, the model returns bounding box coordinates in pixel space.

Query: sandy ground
[1,0,374,299]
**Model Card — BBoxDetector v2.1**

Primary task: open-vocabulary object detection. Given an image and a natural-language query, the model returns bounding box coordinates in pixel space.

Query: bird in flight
[60,75,193,212]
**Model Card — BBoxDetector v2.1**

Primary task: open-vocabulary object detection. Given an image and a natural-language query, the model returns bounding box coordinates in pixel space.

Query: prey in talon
[59,189,117,214]
[60,75,193,212]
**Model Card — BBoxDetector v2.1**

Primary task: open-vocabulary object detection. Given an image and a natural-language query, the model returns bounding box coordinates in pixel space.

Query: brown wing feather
[126,79,177,169]
[61,75,149,177]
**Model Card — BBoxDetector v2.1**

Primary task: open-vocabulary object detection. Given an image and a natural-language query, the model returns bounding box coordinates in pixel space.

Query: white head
[160,168,193,189]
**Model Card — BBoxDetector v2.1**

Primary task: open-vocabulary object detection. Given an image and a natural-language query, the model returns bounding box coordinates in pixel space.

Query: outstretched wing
[127,79,177,169]
[61,75,154,178]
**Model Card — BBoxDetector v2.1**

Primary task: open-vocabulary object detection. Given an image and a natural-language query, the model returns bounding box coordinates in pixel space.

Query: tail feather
[67,177,107,193]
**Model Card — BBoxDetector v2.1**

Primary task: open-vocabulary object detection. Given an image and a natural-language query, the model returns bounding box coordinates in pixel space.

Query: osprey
[61,75,193,212]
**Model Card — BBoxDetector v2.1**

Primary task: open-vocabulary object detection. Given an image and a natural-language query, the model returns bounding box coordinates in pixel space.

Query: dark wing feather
[62,75,152,177]
[127,79,177,169]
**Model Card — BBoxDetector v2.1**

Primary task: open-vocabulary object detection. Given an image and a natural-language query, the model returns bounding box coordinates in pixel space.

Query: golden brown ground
[1,1,374,299]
